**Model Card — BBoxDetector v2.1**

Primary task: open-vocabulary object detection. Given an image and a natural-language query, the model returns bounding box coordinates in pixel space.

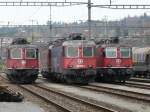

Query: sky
[0,0,149,25]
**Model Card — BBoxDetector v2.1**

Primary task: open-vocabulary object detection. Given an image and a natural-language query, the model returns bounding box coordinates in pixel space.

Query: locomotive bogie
[96,68,132,82]
[6,69,38,84]
[63,69,96,84]
[41,70,51,78]
[48,69,96,84]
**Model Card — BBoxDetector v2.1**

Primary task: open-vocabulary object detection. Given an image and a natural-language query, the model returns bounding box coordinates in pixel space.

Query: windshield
[10,48,22,59]
[83,47,93,57]
[120,48,130,58]
[65,47,79,57]
[105,47,117,58]
[26,49,36,59]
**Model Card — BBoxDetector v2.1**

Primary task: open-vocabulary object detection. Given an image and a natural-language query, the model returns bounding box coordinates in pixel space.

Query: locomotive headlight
[68,65,73,68]
[88,65,93,68]
[32,66,35,69]
[21,60,26,65]
[107,65,112,67]
[12,66,16,68]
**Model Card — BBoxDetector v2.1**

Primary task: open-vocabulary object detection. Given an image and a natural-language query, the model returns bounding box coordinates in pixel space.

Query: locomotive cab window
[26,49,36,59]
[105,47,117,58]
[120,48,130,58]
[94,47,96,56]
[65,47,79,57]
[83,47,93,57]
[10,48,22,59]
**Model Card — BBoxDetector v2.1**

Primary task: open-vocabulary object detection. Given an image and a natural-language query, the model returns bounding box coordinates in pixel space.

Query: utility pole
[0,38,3,59]
[110,0,112,5]
[31,20,34,42]
[30,20,39,42]
[103,16,108,38]
[88,0,91,40]
[49,5,52,37]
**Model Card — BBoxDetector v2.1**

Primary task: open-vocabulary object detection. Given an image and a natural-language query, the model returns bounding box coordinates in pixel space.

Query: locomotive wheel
[65,79,73,84]
[146,73,150,79]
[119,79,126,84]
[95,75,104,82]
[41,71,50,79]
[122,80,126,83]
[19,74,38,84]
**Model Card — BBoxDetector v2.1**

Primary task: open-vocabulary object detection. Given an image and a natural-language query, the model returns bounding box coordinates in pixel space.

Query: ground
[0,102,44,112]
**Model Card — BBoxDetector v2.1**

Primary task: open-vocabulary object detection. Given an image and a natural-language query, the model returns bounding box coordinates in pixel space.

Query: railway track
[39,76,150,90]
[19,85,72,112]
[0,75,126,112]
[38,76,150,102]
[0,74,72,112]
[129,78,150,83]
[125,81,150,90]
[0,73,9,83]
[80,83,150,103]
[2,74,150,111]
[19,84,118,112]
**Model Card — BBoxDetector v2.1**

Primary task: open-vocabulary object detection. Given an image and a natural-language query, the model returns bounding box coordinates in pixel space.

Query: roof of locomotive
[97,43,131,48]
[8,44,38,49]
[62,40,95,46]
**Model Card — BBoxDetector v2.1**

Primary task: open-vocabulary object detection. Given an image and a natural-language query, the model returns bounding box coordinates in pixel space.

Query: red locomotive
[96,40,133,83]
[5,38,39,84]
[40,34,96,84]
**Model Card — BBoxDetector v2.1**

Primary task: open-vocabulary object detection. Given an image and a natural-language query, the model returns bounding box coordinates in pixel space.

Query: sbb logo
[116,59,121,64]
[77,59,83,64]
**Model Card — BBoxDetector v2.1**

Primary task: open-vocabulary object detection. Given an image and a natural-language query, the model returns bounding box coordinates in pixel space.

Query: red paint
[63,57,96,69]
[6,59,38,69]
[6,47,39,69]
[97,47,132,68]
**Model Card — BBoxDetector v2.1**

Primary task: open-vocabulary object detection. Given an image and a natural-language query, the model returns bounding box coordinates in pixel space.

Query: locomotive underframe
[42,69,96,84]
[6,69,38,84]
[96,68,132,82]
[62,69,96,84]
[133,65,150,78]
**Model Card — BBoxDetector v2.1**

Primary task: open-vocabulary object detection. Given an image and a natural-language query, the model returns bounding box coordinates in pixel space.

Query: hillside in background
[0,13,150,39]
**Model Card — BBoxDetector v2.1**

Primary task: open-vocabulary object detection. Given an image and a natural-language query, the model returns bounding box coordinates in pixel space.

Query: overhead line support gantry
[0,2,88,6]
[92,0,150,9]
